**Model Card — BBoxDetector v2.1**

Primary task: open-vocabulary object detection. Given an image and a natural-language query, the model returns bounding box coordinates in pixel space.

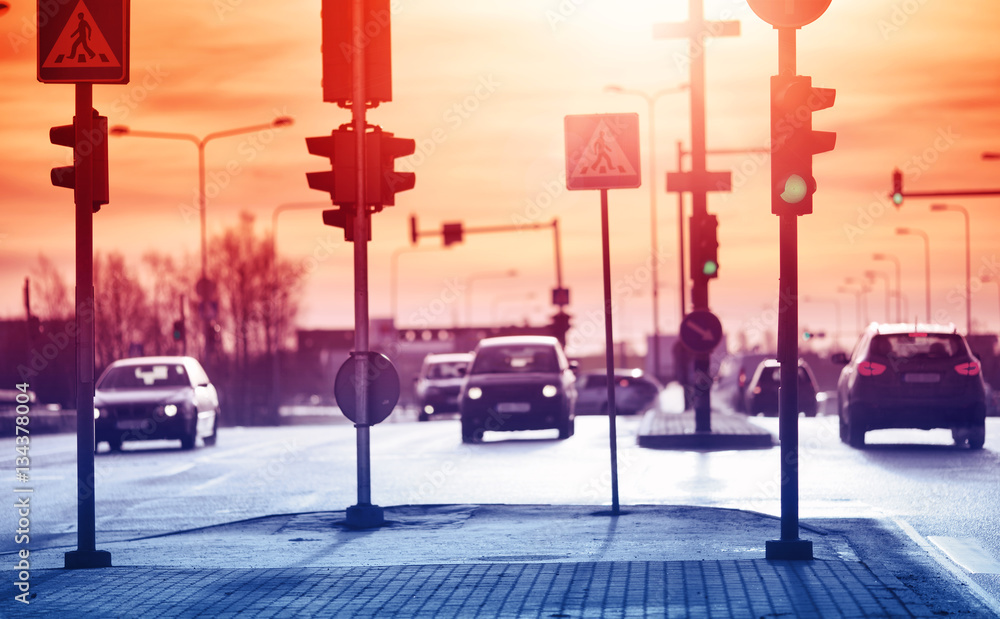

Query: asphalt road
[2,411,999,605]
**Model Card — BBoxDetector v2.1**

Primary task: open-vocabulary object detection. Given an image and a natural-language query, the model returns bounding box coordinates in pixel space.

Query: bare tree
[94,251,149,368]
[28,254,72,320]
[141,251,195,356]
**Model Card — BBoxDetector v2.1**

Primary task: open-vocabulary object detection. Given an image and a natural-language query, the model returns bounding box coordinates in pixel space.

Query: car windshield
[471,345,558,374]
[871,333,964,360]
[98,363,191,389]
[427,361,467,379]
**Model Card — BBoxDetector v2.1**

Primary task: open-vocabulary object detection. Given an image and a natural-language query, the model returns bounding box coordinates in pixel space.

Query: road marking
[928,536,1000,574]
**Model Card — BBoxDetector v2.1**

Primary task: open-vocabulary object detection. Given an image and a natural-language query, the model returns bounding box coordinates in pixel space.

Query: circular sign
[679,311,723,354]
[195,277,216,299]
[334,352,400,425]
[746,0,832,29]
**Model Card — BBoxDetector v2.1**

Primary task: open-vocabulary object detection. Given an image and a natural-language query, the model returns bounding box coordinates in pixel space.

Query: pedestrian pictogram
[43,2,119,68]
[37,0,130,84]
[565,114,640,190]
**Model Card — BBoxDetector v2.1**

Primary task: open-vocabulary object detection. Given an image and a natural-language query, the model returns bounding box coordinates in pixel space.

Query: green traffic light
[780,174,808,204]
[702,260,718,276]
[892,192,903,206]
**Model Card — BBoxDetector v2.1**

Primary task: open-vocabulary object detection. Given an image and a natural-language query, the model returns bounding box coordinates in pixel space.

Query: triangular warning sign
[42,1,121,69]
[570,120,638,179]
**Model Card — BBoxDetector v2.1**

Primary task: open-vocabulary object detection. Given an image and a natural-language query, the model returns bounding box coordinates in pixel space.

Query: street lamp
[603,82,688,382]
[837,281,869,334]
[863,269,891,324]
[981,274,1000,332]
[801,295,842,351]
[111,116,294,357]
[930,203,971,334]
[465,269,518,327]
[872,252,902,322]
[895,227,931,322]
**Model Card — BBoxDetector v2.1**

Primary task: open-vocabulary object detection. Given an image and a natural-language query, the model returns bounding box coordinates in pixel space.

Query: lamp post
[111,116,294,358]
[930,204,971,334]
[603,83,688,382]
[837,282,868,335]
[872,252,902,322]
[895,227,931,322]
[981,274,1000,332]
[464,269,518,327]
[863,270,891,324]
[802,295,842,352]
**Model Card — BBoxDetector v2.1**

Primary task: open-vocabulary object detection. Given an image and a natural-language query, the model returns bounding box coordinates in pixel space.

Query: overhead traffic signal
[409,214,418,245]
[442,222,463,247]
[891,169,903,207]
[50,110,109,213]
[172,320,185,342]
[770,74,836,216]
[690,214,719,280]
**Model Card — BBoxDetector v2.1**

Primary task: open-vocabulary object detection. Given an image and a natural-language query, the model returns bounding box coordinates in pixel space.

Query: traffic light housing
[172,319,185,341]
[321,0,392,107]
[770,74,836,216]
[689,214,719,280]
[370,127,416,206]
[306,128,356,205]
[409,214,418,245]
[891,169,903,207]
[322,206,371,242]
[50,110,109,213]
[442,222,463,247]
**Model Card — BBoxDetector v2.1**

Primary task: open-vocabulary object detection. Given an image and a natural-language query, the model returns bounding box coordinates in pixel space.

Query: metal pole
[921,231,931,323]
[198,141,208,361]
[766,25,811,561]
[346,0,382,528]
[962,208,971,334]
[676,141,686,323]
[66,83,111,569]
[600,188,620,515]
[647,97,661,383]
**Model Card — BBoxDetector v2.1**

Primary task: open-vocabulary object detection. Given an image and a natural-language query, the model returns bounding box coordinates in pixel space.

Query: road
[2,412,999,603]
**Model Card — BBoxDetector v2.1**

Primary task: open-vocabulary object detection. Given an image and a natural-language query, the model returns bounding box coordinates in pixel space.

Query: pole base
[345,504,385,529]
[765,539,813,560]
[65,549,112,569]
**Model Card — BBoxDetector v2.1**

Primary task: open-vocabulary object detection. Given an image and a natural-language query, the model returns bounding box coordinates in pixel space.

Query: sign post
[38,0,129,570]
[565,113,640,516]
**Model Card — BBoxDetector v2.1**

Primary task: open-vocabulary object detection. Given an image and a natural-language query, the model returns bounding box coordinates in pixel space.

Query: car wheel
[558,416,575,439]
[839,412,849,443]
[418,412,430,422]
[180,425,197,450]
[847,409,866,448]
[968,424,986,450]
[461,418,480,444]
[106,436,122,452]
[203,414,218,447]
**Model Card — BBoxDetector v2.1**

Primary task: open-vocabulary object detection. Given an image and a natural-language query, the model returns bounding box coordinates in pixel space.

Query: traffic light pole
[346,0,382,529]
[767,26,811,561]
[65,83,111,569]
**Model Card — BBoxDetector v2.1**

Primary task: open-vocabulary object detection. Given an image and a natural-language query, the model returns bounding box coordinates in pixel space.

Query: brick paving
[638,411,773,449]
[11,558,941,618]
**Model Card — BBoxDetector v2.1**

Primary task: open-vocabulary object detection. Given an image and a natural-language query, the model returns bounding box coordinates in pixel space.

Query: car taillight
[738,369,747,388]
[954,361,981,376]
[858,361,887,376]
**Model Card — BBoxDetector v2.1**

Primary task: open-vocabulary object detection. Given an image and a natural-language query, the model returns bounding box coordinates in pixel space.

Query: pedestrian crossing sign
[565,113,641,190]
[38,0,129,84]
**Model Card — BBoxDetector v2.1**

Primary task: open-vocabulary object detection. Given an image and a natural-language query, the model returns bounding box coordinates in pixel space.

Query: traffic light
[689,214,719,280]
[770,74,836,216]
[442,222,463,247]
[891,169,903,207]
[172,319,185,342]
[322,206,370,242]
[409,214,418,245]
[322,0,392,106]
[369,127,415,206]
[50,110,109,213]
[306,128,356,205]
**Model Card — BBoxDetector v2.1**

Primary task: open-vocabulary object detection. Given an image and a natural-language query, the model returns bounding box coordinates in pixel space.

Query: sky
[1,0,1000,358]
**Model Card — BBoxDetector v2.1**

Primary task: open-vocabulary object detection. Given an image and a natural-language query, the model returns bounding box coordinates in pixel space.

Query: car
[711,353,771,414]
[414,352,473,421]
[574,369,662,415]
[833,323,987,449]
[743,358,819,417]
[94,356,220,451]
[459,335,576,443]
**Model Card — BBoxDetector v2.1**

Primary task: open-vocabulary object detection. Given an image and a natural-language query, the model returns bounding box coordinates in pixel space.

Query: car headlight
[542,385,559,398]
[94,407,103,420]
[163,404,178,417]
[467,387,483,400]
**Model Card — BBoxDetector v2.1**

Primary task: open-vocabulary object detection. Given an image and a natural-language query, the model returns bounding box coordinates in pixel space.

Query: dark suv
[459,336,576,443]
[834,324,986,449]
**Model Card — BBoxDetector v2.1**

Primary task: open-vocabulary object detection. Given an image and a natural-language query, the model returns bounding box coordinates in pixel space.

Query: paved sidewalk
[5,504,996,618]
